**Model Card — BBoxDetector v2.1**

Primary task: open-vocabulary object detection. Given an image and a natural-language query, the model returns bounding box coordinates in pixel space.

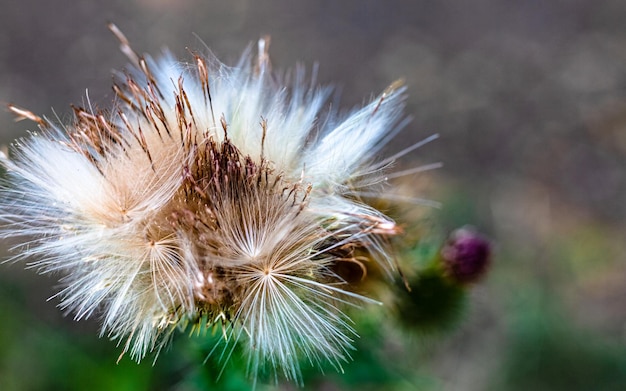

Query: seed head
[0,28,428,382]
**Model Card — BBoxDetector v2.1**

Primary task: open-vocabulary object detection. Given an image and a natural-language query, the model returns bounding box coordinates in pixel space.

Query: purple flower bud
[441,227,491,284]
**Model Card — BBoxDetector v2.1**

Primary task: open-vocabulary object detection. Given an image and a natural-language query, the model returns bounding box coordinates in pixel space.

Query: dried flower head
[0,26,435,382]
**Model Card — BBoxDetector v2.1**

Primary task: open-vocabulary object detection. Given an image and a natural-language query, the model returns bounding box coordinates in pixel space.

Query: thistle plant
[395,226,492,334]
[0,26,441,383]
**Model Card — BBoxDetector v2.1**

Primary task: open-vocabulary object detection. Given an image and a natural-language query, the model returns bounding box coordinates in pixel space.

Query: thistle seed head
[0,27,428,382]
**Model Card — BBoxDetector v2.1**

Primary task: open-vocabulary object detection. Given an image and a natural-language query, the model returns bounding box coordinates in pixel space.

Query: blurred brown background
[1,1,626,390]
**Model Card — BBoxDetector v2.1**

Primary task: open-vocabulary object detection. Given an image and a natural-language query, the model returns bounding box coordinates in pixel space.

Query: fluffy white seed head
[0,29,420,382]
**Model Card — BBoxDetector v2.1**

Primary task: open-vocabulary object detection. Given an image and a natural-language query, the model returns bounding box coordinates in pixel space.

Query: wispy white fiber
[0,27,434,383]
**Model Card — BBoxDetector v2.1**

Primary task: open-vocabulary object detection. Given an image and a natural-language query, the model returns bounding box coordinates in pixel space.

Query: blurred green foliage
[492,292,626,391]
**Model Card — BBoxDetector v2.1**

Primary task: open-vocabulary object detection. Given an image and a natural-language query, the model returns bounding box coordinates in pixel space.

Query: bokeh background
[1,0,626,390]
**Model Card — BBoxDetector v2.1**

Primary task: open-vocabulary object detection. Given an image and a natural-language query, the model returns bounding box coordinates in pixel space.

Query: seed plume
[0,26,429,383]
